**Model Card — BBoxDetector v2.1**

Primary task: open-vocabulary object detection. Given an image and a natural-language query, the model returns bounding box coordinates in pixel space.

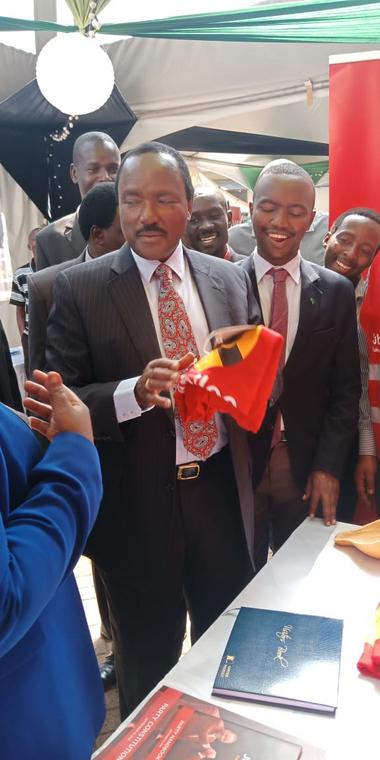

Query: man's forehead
[193,195,224,210]
[77,139,118,162]
[336,214,380,233]
[255,173,314,201]
[255,172,315,195]
[122,151,179,175]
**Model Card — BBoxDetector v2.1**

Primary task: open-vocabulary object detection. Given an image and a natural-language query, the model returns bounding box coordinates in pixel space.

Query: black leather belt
[176,462,201,480]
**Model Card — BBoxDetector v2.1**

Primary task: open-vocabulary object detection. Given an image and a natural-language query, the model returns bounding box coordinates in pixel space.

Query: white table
[96,519,380,759]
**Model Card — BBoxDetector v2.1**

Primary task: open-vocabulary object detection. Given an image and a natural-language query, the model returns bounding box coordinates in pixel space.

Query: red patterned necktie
[268,267,289,447]
[154,263,218,460]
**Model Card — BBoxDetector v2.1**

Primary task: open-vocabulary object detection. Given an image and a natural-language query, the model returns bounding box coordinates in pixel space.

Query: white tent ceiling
[0,3,377,343]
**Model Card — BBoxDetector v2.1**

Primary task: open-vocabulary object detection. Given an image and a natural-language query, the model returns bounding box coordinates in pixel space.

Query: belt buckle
[177,463,201,481]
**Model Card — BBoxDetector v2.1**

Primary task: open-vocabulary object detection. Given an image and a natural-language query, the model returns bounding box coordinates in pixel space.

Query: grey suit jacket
[46,244,260,569]
[35,212,86,271]
[28,251,86,374]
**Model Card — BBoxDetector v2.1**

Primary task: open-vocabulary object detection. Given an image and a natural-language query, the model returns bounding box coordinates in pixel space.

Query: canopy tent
[0,78,136,219]
[0,0,378,344]
[0,1,378,200]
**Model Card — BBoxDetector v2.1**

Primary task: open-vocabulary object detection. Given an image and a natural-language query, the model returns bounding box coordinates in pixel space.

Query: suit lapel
[243,258,264,323]
[285,259,321,371]
[185,248,230,333]
[108,244,162,368]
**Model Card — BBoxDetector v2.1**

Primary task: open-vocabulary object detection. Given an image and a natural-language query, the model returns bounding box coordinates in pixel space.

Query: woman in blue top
[0,370,105,759]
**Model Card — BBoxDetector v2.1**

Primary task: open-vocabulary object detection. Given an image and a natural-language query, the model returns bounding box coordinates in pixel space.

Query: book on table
[94,684,303,760]
[212,607,343,714]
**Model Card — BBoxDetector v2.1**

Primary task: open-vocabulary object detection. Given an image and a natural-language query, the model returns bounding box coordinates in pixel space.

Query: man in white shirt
[46,142,259,719]
[242,161,360,571]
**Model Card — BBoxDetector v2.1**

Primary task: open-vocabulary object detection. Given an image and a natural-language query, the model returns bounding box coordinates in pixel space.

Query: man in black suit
[46,141,259,718]
[35,132,120,270]
[29,181,124,376]
[242,162,360,571]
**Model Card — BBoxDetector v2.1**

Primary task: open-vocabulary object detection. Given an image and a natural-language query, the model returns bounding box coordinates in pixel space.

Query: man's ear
[323,231,331,249]
[91,225,103,246]
[70,163,78,185]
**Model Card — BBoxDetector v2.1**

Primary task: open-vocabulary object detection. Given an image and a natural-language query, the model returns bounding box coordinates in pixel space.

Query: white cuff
[113,377,153,422]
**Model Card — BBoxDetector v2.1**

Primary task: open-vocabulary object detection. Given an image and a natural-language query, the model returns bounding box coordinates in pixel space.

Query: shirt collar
[253,248,301,284]
[355,276,368,301]
[85,245,93,262]
[131,241,185,284]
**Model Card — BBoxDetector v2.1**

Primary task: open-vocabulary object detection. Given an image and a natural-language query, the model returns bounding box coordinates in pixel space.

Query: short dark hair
[330,206,380,234]
[116,141,194,201]
[72,131,118,164]
[256,160,313,186]
[254,160,315,204]
[78,182,118,241]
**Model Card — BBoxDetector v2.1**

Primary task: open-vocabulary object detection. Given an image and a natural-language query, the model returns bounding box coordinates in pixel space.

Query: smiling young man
[46,141,260,719]
[241,161,360,571]
[324,207,380,518]
[186,187,243,261]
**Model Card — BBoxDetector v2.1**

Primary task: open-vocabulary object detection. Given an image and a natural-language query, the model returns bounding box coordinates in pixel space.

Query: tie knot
[269,267,288,284]
[154,263,172,283]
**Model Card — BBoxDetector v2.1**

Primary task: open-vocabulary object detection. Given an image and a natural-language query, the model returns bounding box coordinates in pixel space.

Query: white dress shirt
[113,242,228,464]
[253,249,302,433]
[253,249,301,363]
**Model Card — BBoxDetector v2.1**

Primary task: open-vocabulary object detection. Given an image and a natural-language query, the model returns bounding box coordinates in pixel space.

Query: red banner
[329,52,380,224]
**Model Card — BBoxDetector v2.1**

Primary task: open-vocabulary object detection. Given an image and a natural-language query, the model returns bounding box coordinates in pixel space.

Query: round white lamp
[36,33,115,116]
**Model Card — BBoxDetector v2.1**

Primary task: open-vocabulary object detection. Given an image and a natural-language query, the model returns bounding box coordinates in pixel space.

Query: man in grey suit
[35,131,120,270]
[46,142,260,719]
[29,182,124,376]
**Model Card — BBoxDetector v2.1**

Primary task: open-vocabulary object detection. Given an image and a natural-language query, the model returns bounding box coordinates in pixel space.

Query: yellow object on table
[334,519,380,559]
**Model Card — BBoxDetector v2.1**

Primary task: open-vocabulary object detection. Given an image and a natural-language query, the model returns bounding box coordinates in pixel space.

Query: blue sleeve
[0,430,102,656]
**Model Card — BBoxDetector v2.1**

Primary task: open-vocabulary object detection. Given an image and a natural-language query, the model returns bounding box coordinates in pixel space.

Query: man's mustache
[137,225,166,235]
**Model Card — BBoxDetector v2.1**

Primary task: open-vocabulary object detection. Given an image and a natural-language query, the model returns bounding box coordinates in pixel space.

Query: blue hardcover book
[212,607,343,714]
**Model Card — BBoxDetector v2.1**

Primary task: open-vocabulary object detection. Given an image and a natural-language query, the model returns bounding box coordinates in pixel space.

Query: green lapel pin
[310,296,316,305]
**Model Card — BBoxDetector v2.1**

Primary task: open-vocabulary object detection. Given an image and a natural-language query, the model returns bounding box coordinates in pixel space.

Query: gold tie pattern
[154,263,218,459]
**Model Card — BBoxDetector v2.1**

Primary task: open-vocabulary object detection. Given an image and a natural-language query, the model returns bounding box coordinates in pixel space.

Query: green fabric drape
[1,0,380,43]
[241,160,329,188]
[65,1,111,32]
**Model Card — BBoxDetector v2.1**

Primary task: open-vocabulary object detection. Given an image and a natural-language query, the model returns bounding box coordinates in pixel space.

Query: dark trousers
[92,562,112,643]
[98,446,253,719]
[336,435,358,523]
[21,331,29,379]
[253,441,308,572]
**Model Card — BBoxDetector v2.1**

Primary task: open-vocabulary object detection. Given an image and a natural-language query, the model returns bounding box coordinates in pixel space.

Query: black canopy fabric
[0,80,136,220]
[158,126,329,157]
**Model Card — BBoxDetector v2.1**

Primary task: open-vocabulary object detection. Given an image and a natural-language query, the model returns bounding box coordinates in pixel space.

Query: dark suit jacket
[46,244,260,573]
[241,256,361,490]
[28,251,86,375]
[0,321,22,412]
[0,405,104,758]
[35,212,86,271]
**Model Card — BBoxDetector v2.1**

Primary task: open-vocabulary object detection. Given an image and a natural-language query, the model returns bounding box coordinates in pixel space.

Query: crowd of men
[6,130,380,751]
